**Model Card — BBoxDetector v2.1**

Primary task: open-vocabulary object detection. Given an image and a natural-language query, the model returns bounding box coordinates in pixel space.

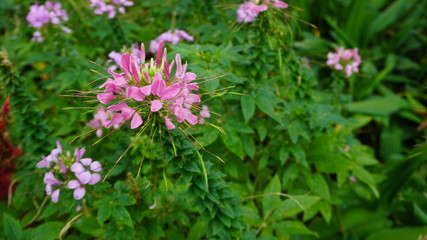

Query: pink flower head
[237,1,268,23]
[90,0,134,18]
[237,0,288,23]
[37,142,102,202]
[27,2,69,42]
[150,30,194,53]
[96,42,211,131]
[326,47,362,77]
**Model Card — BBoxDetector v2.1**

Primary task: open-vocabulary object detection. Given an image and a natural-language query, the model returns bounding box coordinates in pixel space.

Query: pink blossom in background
[149,30,194,53]
[36,142,102,202]
[107,43,141,71]
[95,42,211,131]
[88,106,122,137]
[237,2,267,23]
[26,1,70,42]
[236,0,288,23]
[89,0,134,19]
[326,47,362,77]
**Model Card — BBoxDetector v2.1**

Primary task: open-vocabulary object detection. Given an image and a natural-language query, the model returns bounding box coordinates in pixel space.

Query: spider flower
[36,142,102,202]
[89,0,134,19]
[26,1,70,42]
[95,41,211,131]
[150,30,194,53]
[237,0,288,23]
[326,47,362,77]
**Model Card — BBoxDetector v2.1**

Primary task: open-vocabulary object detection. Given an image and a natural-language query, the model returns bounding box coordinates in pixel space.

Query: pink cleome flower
[26,1,70,42]
[237,0,288,23]
[95,41,211,132]
[36,142,102,202]
[150,30,194,53]
[89,0,134,19]
[326,47,362,77]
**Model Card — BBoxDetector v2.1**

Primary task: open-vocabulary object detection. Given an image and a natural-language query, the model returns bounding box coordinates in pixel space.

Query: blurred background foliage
[0,0,426,239]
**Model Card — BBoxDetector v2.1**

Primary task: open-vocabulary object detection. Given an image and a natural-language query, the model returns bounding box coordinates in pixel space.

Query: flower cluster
[26,1,69,42]
[89,0,134,19]
[150,30,194,53]
[36,142,102,202]
[237,0,288,23]
[95,42,210,131]
[326,47,362,77]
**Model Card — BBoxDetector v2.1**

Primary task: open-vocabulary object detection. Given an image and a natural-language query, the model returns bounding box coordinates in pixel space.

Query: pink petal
[130,112,143,129]
[90,161,103,172]
[77,171,92,184]
[73,187,85,200]
[151,73,166,96]
[151,100,163,112]
[80,158,92,166]
[97,93,115,104]
[130,60,140,85]
[159,84,181,100]
[71,163,85,173]
[175,54,182,78]
[140,85,151,96]
[44,172,62,185]
[105,113,123,128]
[67,180,80,189]
[185,113,198,125]
[108,102,128,111]
[164,116,175,130]
[121,107,135,120]
[182,72,196,83]
[127,86,145,101]
[45,184,52,195]
[155,41,164,67]
[51,189,60,203]
[120,53,131,75]
[88,174,101,185]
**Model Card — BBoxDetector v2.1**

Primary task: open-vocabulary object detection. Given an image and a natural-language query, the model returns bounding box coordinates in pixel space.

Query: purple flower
[37,142,102,203]
[237,1,267,23]
[26,4,50,28]
[149,30,194,53]
[89,0,133,18]
[68,158,102,200]
[326,47,362,77]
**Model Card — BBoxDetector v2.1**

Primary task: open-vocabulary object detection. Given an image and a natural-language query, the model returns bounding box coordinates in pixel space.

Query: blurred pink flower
[236,0,288,23]
[150,30,194,53]
[326,47,362,77]
[90,0,133,19]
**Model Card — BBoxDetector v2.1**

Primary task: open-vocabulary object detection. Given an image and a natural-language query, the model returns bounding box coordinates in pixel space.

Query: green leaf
[112,206,133,227]
[241,94,255,123]
[97,201,113,225]
[117,195,136,206]
[353,166,379,198]
[279,145,290,165]
[21,222,65,240]
[262,175,282,215]
[307,173,331,201]
[318,200,332,224]
[347,96,408,116]
[366,226,427,240]
[3,214,22,240]
[273,221,317,236]
[221,129,243,159]
[270,196,320,221]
